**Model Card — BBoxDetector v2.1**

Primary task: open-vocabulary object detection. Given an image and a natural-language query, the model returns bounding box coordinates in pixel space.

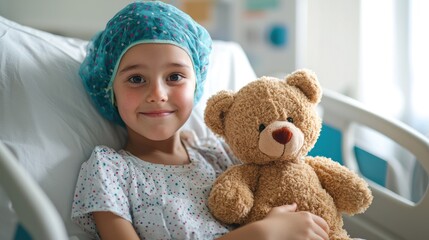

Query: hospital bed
[1,16,428,240]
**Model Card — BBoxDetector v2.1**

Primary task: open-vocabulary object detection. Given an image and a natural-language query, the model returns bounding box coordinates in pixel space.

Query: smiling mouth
[140,110,175,118]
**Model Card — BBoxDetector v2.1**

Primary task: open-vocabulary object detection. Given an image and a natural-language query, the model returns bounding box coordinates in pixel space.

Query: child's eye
[128,75,145,84]
[168,73,183,82]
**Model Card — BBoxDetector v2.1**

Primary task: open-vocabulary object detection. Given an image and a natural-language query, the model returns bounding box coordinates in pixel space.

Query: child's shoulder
[90,145,123,158]
[92,145,120,154]
[84,145,129,168]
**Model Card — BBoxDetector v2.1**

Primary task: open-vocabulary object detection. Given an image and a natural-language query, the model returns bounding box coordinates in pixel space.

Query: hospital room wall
[0,0,360,97]
[306,0,360,97]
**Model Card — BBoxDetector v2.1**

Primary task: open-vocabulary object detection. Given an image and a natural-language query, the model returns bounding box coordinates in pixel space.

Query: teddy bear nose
[272,127,293,144]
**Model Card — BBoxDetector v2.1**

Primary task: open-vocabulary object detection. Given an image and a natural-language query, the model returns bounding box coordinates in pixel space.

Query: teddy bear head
[204,69,322,164]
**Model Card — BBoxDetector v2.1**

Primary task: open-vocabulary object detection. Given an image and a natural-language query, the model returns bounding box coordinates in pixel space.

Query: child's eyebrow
[118,64,142,74]
[166,62,193,70]
[118,62,192,74]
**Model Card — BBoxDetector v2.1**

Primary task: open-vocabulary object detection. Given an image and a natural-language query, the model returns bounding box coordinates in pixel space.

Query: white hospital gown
[71,139,238,240]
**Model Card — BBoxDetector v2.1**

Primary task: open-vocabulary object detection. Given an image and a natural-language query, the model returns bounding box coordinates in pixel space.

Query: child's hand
[259,203,330,240]
[217,203,330,240]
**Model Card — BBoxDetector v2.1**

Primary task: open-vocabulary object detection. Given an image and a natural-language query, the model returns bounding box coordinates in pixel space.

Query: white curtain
[359,0,428,201]
[408,0,429,202]
[409,1,429,135]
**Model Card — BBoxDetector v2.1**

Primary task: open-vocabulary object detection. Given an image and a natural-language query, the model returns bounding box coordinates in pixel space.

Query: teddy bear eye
[258,124,266,132]
[287,117,294,123]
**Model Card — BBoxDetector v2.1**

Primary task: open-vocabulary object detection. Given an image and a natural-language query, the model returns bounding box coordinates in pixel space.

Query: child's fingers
[273,203,298,213]
[312,214,330,240]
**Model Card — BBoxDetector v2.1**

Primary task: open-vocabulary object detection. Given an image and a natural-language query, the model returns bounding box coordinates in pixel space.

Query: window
[359,0,428,201]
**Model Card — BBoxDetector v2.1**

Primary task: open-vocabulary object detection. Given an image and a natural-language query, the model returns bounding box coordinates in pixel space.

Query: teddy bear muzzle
[258,121,304,159]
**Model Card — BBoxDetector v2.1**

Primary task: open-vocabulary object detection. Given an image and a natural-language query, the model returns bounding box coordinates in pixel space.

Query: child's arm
[217,204,330,240]
[93,211,140,240]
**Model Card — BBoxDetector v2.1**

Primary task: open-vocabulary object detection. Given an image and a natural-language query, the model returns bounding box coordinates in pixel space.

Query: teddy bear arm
[305,156,373,214]
[208,164,260,224]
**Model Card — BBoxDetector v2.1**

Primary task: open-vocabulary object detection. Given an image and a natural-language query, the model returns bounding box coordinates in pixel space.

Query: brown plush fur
[205,69,373,240]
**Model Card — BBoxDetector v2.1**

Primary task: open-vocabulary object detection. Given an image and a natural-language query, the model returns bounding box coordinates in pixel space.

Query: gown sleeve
[71,145,132,235]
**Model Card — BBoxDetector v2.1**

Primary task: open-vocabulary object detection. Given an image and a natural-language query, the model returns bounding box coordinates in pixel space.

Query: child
[71,1,329,240]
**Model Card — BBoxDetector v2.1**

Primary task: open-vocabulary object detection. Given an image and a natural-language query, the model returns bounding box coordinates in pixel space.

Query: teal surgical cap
[79,1,212,125]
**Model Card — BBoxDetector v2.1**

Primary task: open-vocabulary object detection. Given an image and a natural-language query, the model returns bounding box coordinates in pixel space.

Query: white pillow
[0,16,255,239]
[0,16,127,240]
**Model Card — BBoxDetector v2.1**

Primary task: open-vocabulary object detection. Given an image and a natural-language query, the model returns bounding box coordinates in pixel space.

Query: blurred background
[0,0,427,137]
[0,0,429,141]
[1,0,428,200]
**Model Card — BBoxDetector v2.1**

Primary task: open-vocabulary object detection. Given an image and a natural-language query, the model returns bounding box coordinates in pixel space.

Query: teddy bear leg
[329,227,351,240]
[243,202,272,224]
[208,181,254,224]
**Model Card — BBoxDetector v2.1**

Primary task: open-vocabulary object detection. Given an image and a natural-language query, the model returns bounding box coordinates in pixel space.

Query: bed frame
[317,89,429,240]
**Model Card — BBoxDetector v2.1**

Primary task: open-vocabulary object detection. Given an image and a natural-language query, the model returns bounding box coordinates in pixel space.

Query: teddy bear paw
[208,182,254,224]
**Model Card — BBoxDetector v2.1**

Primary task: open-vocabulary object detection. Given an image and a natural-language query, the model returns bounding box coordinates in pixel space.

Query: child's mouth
[140,110,174,117]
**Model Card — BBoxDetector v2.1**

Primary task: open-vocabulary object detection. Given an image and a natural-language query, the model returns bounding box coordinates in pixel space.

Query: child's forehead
[119,43,195,69]
[124,43,190,58]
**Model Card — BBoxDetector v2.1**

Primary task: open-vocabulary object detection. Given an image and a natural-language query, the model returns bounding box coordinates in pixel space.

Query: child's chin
[147,131,179,142]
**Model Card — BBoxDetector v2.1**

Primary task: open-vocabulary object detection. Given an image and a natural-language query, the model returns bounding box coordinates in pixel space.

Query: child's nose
[146,80,168,103]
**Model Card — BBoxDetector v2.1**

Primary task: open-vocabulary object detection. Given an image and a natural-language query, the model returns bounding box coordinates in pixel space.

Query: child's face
[113,43,196,141]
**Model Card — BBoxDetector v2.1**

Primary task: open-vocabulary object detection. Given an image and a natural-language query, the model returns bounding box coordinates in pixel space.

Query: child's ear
[204,90,235,137]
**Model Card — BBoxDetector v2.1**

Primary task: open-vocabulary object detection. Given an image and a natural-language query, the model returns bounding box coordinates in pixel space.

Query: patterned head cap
[79,1,212,125]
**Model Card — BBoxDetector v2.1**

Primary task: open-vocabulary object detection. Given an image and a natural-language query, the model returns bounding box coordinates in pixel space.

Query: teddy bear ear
[285,69,322,104]
[204,90,235,137]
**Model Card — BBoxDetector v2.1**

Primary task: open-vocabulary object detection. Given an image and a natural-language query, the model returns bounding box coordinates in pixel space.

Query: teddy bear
[204,69,373,240]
